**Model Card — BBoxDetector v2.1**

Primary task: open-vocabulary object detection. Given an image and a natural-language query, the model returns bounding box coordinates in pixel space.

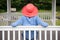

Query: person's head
[22,3,38,17]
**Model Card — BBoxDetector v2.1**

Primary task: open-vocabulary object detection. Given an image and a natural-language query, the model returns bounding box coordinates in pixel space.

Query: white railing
[0,26,60,40]
[0,12,52,25]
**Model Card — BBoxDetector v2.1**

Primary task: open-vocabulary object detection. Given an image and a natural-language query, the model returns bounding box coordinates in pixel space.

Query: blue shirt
[11,16,48,39]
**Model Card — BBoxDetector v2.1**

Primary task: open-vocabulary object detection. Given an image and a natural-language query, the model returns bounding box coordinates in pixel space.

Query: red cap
[22,3,38,17]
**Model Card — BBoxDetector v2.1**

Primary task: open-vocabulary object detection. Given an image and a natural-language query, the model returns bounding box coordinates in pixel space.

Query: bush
[0,9,6,13]
[0,0,52,12]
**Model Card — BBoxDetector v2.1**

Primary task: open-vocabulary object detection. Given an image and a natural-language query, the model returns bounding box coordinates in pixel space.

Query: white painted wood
[39,31,41,40]
[8,31,10,40]
[7,0,11,13]
[24,30,26,40]
[0,26,60,31]
[29,30,31,40]
[13,31,15,40]
[52,0,56,26]
[0,26,60,28]
[2,31,4,40]
[50,31,52,40]
[45,30,47,40]
[56,31,58,40]
[0,26,60,40]
[18,31,20,40]
[34,30,36,40]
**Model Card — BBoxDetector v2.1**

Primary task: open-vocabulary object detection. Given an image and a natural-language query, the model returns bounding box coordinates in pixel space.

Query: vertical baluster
[48,14,49,20]
[2,31,4,40]
[41,13,44,20]
[24,30,26,40]
[41,13,43,20]
[56,31,58,40]
[34,30,36,40]
[45,12,46,20]
[47,13,49,20]
[39,30,41,40]
[18,31,20,40]
[43,13,44,20]
[44,11,45,20]
[50,31,52,40]
[42,12,43,20]
[45,30,47,40]
[8,31,10,40]
[29,30,31,40]
[13,31,15,40]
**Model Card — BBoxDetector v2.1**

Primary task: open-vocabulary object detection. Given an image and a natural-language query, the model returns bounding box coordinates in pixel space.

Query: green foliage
[0,9,6,13]
[0,0,52,12]
[56,20,60,26]
[11,0,52,11]
[57,0,60,4]
[56,6,60,11]
[0,0,7,11]
[56,8,60,25]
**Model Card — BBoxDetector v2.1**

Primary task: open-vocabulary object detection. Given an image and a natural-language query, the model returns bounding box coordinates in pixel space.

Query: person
[11,3,48,40]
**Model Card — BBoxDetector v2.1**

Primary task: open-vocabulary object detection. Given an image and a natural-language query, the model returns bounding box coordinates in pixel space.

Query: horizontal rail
[0,26,59,40]
[0,26,60,31]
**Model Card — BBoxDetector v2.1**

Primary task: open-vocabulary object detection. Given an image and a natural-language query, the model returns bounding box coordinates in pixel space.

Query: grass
[56,19,60,26]
[56,12,60,16]
[38,10,52,12]
[56,6,60,26]
[56,11,60,26]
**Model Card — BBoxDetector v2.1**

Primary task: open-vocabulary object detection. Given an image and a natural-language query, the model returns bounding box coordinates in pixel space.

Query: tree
[0,0,7,11]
